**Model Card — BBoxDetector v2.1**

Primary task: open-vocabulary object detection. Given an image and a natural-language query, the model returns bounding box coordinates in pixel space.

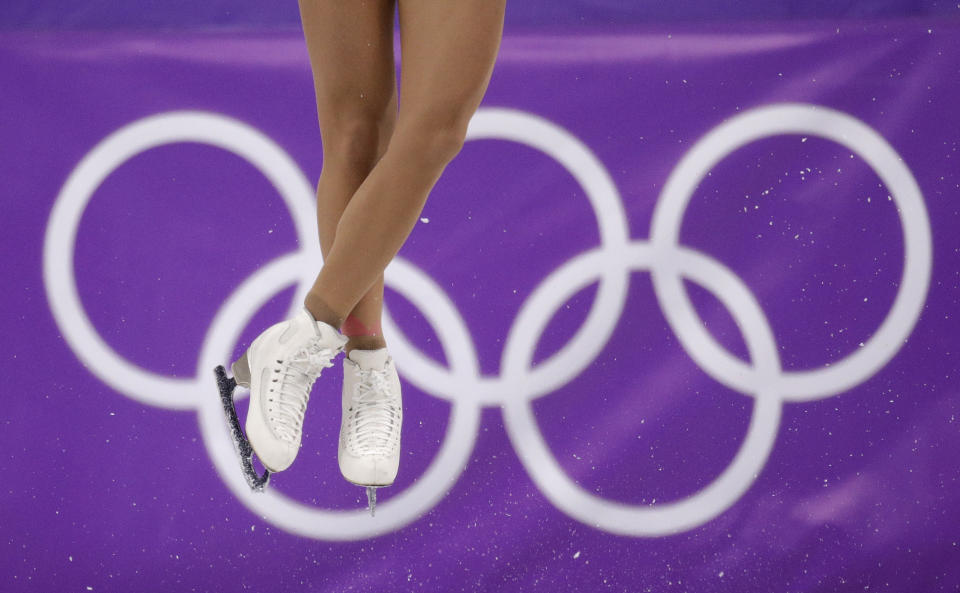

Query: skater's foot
[338,348,402,487]
[233,308,346,472]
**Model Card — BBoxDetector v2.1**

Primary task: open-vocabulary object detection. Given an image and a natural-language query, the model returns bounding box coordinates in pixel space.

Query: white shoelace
[270,343,338,443]
[348,367,400,456]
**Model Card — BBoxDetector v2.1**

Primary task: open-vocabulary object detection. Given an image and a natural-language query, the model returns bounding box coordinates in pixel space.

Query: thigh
[396,0,505,130]
[298,0,398,127]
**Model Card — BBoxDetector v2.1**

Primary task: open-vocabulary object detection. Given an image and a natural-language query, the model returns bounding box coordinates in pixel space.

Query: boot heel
[231,350,252,387]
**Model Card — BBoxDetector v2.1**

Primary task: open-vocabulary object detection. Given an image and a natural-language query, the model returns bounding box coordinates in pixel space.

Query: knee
[395,118,468,169]
[424,124,467,167]
[320,114,394,171]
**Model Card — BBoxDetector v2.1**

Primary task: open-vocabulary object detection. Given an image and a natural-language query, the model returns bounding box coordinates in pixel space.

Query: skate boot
[338,348,402,515]
[222,307,346,486]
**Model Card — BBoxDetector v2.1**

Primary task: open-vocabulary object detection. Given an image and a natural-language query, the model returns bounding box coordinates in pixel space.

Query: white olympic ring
[44,104,932,539]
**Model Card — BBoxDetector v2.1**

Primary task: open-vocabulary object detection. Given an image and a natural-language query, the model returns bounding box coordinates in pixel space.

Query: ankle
[304,292,345,331]
[346,335,387,354]
[342,314,385,354]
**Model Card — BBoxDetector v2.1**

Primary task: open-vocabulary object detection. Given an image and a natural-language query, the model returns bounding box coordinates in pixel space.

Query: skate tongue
[301,308,347,348]
[348,348,389,370]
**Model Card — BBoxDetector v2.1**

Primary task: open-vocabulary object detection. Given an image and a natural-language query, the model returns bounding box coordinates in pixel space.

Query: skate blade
[366,486,377,516]
[214,365,270,491]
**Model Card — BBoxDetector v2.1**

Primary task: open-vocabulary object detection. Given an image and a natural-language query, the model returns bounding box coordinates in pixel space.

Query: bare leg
[298,0,398,352]
[303,0,506,326]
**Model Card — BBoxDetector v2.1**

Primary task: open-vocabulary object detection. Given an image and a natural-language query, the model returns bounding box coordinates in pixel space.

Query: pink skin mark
[341,314,382,338]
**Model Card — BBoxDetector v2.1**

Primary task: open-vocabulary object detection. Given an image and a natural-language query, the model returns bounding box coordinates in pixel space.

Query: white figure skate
[216,308,346,490]
[339,348,402,515]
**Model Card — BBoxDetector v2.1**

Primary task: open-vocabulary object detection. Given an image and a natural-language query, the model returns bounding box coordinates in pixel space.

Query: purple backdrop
[1,0,958,29]
[3,21,960,592]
